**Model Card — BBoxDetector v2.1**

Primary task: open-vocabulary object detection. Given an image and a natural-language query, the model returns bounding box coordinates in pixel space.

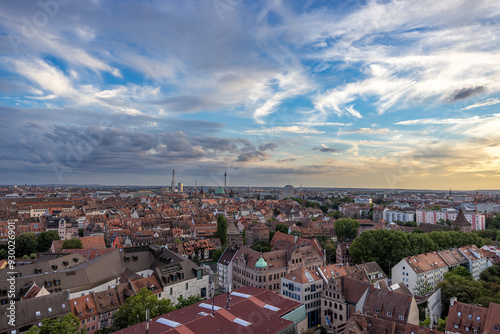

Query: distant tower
[178,182,183,192]
[224,168,227,192]
[195,180,198,194]
[171,170,175,192]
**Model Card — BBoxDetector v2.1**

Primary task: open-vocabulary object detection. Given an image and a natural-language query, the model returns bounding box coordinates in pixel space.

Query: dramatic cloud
[1,0,500,188]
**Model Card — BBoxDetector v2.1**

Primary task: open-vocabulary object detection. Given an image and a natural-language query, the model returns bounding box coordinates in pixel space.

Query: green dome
[255,255,268,268]
[215,187,225,194]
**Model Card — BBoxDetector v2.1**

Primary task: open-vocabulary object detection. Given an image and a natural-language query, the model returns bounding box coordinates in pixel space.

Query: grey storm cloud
[259,142,278,151]
[312,147,342,153]
[450,86,486,101]
[235,151,271,162]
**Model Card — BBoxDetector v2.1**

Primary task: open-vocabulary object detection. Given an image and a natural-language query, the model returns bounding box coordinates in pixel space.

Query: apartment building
[383,208,415,223]
[392,245,487,294]
[217,247,237,291]
[415,209,485,230]
[281,265,323,328]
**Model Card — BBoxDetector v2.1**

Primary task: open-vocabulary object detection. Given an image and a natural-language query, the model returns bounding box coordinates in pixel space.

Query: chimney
[450,296,457,307]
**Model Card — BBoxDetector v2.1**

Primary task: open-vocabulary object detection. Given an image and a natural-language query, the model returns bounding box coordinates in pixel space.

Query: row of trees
[0,231,59,259]
[0,231,84,260]
[349,229,485,275]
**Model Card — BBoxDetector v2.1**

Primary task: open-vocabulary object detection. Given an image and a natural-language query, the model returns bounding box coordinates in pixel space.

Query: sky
[0,0,500,190]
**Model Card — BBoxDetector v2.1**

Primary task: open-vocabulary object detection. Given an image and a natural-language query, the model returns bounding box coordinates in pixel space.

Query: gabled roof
[218,248,237,266]
[445,300,488,333]
[284,265,322,284]
[0,291,70,332]
[70,294,97,320]
[363,287,414,323]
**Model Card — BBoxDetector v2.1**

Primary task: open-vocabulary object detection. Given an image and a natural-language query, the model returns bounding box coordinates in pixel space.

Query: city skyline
[1,0,500,189]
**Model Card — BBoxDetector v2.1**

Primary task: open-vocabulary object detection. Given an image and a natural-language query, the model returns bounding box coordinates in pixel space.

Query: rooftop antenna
[211,282,215,316]
[226,284,232,309]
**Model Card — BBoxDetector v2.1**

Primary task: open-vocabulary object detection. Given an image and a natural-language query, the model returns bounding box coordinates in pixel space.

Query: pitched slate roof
[0,291,70,332]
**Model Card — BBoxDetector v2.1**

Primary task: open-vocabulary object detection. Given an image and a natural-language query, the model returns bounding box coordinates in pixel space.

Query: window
[170,288,173,295]
[454,324,459,329]
[399,315,404,320]
[387,312,392,316]
[375,308,380,314]
[186,283,189,290]
[54,279,60,286]
[465,327,470,332]
[493,325,499,331]
[458,312,462,316]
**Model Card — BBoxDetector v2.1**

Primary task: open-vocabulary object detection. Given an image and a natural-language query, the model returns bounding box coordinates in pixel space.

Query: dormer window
[375,308,380,314]
[458,312,462,316]
[387,312,392,316]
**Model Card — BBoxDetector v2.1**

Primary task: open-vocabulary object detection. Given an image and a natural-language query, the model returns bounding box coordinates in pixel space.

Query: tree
[451,266,472,279]
[437,318,447,332]
[192,255,201,266]
[296,221,303,227]
[211,245,227,262]
[16,233,37,258]
[112,288,176,330]
[413,278,434,296]
[275,223,288,234]
[252,240,271,253]
[214,215,228,245]
[480,264,500,284]
[61,239,83,250]
[78,228,84,237]
[26,314,85,334]
[242,228,246,245]
[36,230,60,252]
[431,205,441,211]
[175,295,203,309]
[334,218,360,242]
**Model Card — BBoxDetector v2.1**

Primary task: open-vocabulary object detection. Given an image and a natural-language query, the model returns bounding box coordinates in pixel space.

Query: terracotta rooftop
[111,286,302,334]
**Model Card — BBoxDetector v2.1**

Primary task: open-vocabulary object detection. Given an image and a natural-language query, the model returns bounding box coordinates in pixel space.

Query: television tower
[171,170,175,192]
[224,167,227,192]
